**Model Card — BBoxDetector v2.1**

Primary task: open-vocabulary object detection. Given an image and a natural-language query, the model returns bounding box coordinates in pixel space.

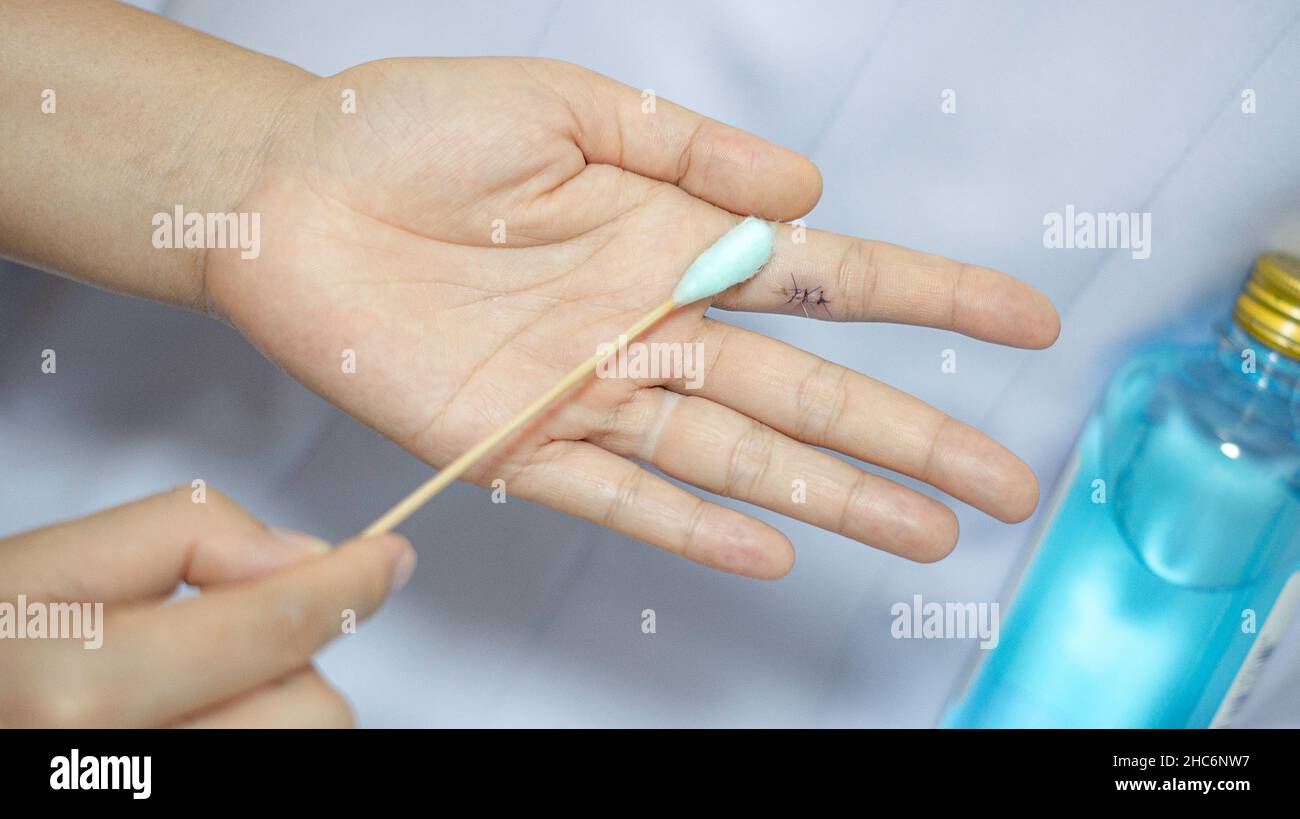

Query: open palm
[205,57,1059,579]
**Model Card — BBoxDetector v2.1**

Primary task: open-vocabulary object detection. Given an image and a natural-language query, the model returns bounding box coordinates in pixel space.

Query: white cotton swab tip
[671,216,776,306]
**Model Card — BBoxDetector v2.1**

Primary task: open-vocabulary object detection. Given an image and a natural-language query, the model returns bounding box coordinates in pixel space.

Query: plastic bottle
[944,253,1300,728]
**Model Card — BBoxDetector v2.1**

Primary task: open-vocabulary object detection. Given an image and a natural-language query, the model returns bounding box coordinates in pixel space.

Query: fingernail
[270,527,333,555]
[389,543,417,591]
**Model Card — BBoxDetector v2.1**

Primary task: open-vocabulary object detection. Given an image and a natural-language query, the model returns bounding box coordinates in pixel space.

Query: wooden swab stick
[361,297,674,537]
[361,217,777,537]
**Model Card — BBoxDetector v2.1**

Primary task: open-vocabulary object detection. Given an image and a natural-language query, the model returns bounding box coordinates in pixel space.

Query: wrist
[186,67,318,315]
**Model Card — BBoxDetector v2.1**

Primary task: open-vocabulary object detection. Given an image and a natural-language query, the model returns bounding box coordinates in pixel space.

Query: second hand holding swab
[361,216,778,537]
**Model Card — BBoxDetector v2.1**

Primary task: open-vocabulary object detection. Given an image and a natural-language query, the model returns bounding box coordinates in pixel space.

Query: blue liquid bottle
[944,254,1300,728]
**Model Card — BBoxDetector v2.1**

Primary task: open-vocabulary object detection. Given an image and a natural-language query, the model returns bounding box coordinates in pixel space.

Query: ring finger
[590,387,959,562]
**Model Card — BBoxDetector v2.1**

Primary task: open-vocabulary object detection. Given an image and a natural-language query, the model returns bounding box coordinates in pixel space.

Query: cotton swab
[361,216,777,537]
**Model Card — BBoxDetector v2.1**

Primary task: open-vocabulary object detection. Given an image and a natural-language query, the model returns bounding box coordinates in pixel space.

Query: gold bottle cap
[1233,252,1300,360]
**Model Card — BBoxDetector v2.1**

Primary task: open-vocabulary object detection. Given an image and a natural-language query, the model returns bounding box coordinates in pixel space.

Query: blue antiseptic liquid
[944,322,1300,728]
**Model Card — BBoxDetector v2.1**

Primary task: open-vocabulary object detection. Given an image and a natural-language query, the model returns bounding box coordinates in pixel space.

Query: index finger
[714,226,1061,349]
[0,486,330,604]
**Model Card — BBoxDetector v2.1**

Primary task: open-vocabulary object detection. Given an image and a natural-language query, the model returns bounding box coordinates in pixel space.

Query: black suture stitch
[777,273,833,319]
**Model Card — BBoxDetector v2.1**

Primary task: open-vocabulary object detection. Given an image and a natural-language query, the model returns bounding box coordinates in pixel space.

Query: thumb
[103,532,417,727]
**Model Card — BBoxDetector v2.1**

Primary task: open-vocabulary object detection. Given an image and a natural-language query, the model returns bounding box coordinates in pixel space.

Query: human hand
[0,487,415,727]
[0,3,1056,580]
[206,57,1059,579]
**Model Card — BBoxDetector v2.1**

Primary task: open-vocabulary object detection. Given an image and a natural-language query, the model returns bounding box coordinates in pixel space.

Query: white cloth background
[2,0,1298,726]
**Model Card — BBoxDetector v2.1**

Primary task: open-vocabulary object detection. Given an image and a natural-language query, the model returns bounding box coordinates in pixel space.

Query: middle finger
[676,318,1039,523]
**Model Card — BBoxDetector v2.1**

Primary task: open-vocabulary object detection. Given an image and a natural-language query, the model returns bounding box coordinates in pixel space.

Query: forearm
[0,0,314,310]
